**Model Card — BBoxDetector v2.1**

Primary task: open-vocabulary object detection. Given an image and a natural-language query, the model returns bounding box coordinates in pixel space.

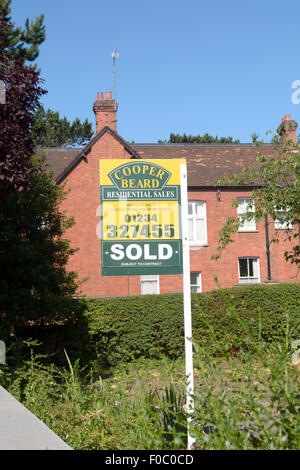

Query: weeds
[191,288,300,449]
[0,289,300,449]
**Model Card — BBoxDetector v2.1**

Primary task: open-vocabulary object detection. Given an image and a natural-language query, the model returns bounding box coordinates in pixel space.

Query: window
[188,201,207,244]
[274,207,293,230]
[140,275,159,295]
[237,198,256,231]
[238,258,260,284]
[190,272,202,293]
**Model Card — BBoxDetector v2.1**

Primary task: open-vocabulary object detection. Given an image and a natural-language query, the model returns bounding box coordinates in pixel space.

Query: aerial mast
[111,46,119,101]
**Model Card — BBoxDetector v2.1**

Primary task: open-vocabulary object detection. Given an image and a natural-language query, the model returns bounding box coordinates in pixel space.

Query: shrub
[66,283,300,365]
[192,283,300,355]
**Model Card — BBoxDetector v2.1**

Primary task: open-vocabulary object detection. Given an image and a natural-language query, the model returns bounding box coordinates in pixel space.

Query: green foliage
[0,342,188,450]
[213,139,300,266]
[0,0,45,66]
[0,14,46,195]
[191,351,300,449]
[1,2,93,148]
[251,132,260,143]
[191,299,300,450]
[31,105,94,148]
[67,283,300,366]
[191,283,300,356]
[0,4,82,340]
[0,157,81,341]
[67,294,184,367]
[158,132,240,144]
[1,282,300,450]
[1,332,300,450]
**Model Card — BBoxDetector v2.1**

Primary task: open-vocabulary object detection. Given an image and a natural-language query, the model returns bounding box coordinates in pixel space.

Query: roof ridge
[35,147,82,151]
[56,126,142,183]
[133,143,274,147]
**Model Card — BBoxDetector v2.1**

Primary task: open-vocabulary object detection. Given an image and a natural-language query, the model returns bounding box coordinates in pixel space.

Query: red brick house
[40,92,299,296]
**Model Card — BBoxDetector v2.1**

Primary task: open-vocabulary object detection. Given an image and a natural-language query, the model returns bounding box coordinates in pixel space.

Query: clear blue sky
[11,0,300,143]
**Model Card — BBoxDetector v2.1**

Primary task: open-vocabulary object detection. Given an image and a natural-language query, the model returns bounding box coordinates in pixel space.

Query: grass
[1,345,300,450]
[1,289,300,450]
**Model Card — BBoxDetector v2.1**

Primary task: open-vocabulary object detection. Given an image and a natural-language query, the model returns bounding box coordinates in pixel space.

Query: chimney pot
[278,115,298,144]
[93,90,118,132]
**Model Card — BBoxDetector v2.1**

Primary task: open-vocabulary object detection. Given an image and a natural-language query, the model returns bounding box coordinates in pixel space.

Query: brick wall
[58,93,298,296]
[59,135,298,296]
[186,188,298,292]
[60,131,140,296]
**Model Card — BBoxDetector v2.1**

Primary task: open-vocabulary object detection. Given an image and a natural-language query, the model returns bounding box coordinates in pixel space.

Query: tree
[31,105,94,148]
[212,138,300,267]
[0,156,81,341]
[0,13,82,341]
[0,0,45,65]
[0,16,46,195]
[158,132,240,144]
[1,1,94,147]
[251,132,259,143]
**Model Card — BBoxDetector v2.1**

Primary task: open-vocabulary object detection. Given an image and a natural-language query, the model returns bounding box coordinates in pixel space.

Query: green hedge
[66,283,300,365]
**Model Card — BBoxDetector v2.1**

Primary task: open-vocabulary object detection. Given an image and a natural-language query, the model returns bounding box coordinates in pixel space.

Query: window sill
[237,230,259,233]
[233,282,261,286]
[189,243,209,248]
[274,227,294,231]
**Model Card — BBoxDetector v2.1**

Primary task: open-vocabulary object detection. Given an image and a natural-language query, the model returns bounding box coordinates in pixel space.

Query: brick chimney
[93,91,118,132]
[278,115,298,144]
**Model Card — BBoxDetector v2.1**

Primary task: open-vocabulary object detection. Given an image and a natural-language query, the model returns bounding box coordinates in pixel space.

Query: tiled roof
[39,142,277,187]
[131,143,276,186]
[36,148,81,180]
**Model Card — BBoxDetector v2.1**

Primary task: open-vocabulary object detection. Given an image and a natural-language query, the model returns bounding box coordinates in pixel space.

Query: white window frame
[140,275,160,295]
[188,201,207,245]
[190,272,202,293]
[274,207,293,230]
[238,257,260,284]
[237,197,256,231]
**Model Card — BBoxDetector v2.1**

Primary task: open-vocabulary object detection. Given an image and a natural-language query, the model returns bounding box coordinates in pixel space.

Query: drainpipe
[265,214,272,281]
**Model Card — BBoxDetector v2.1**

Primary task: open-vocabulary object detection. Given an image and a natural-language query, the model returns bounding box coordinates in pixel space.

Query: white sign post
[180,162,195,450]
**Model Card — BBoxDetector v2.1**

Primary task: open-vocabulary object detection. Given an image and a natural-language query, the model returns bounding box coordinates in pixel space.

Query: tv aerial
[111,46,119,101]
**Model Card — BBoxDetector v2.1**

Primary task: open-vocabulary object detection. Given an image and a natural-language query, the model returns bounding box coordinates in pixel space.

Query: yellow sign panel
[99,159,182,187]
[102,201,179,241]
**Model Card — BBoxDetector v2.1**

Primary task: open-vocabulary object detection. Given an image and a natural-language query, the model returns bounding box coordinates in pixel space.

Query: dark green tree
[0,156,81,342]
[1,1,94,146]
[158,133,240,144]
[31,105,94,148]
[251,132,259,143]
[0,12,82,342]
[0,0,45,65]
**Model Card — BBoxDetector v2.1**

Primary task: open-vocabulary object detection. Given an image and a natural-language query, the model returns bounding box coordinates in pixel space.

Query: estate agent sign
[100,159,184,276]
[100,158,195,449]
